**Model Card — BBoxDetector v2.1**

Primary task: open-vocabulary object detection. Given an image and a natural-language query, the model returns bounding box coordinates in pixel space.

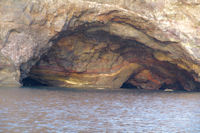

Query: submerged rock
[0,0,200,90]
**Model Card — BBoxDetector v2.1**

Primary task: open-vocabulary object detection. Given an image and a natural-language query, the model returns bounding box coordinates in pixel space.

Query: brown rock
[0,0,200,91]
[127,69,163,90]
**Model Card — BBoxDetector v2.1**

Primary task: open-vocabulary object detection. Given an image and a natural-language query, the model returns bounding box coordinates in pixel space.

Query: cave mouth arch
[21,29,199,91]
[120,78,185,91]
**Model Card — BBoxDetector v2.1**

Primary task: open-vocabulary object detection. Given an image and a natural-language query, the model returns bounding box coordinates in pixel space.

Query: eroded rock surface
[30,31,196,90]
[1,0,200,90]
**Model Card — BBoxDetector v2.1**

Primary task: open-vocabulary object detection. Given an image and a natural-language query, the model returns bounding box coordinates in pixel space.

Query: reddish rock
[127,69,164,90]
[28,32,197,90]
[0,0,200,91]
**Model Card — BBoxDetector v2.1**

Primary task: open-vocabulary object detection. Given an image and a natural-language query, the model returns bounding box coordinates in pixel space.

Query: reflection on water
[0,87,200,132]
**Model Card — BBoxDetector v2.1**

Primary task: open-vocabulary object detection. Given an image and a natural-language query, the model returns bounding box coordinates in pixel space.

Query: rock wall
[29,31,196,90]
[1,0,200,90]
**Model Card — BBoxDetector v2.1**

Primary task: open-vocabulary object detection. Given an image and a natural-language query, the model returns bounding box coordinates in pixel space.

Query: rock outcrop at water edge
[1,0,200,91]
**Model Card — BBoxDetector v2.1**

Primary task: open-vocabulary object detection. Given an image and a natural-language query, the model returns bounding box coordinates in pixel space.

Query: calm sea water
[0,87,200,132]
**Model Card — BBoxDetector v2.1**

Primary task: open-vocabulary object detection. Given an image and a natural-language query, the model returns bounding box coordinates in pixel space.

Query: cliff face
[1,0,200,90]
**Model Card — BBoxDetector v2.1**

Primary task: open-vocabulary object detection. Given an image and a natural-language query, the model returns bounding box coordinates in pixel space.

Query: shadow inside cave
[121,82,137,89]
[22,77,48,87]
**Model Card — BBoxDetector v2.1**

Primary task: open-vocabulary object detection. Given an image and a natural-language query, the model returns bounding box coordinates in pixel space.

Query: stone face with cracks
[0,0,200,90]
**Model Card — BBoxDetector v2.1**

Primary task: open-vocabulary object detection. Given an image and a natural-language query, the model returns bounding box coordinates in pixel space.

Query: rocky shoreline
[1,0,200,91]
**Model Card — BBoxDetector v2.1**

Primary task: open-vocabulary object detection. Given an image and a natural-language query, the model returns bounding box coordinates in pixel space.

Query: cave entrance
[119,63,193,91]
[22,77,48,87]
[120,79,185,90]
[20,28,198,91]
[121,82,137,89]
[120,69,190,91]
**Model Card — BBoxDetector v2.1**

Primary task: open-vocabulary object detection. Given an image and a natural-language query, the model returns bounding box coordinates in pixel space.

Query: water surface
[0,87,200,132]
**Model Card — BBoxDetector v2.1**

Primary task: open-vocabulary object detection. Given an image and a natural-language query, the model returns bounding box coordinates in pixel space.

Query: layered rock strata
[30,32,196,90]
[1,0,200,90]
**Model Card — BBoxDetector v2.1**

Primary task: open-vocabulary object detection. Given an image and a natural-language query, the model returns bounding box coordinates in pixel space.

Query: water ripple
[0,87,200,132]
